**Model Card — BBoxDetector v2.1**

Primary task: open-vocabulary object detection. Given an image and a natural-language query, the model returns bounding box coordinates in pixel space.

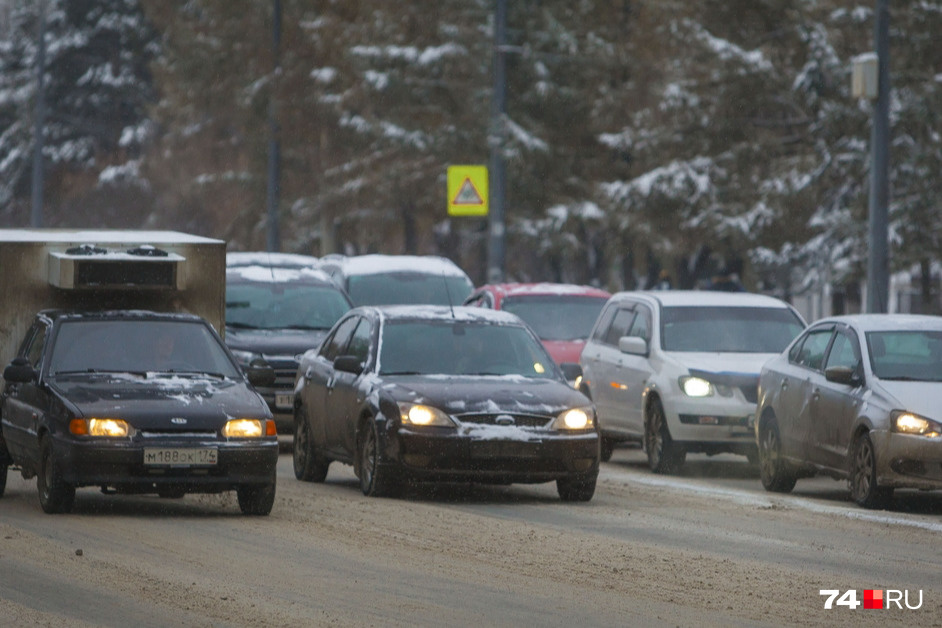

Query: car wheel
[0,464,7,498]
[850,433,892,509]
[358,419,400,498]
[293,409,330,482]
[557,474,597,502]
[600,437,615,463]
[758,418,796,493]
[38,436,75,514]
[237,480,276,516]
[644,398,685,474]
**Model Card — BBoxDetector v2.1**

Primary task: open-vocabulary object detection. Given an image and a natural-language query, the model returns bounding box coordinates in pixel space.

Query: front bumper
[663,394,756,448]
[871,430,942,490]
[52,432,279,491]
[387,426,599,484]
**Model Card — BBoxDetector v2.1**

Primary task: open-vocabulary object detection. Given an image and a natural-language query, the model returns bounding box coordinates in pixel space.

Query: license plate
[470,440,542,459]
[143,448,218,466]
[275,393,294,409]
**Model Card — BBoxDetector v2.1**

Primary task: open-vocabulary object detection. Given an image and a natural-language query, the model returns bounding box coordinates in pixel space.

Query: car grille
[455,413,552,428]
[265,356,300,388]
[739,385,758,404]
[139,430,218,438]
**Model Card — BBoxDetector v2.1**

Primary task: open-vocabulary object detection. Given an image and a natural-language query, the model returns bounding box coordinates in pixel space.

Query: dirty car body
[0,310,278,514]
[756,314,942,508]
[292,306,599,501]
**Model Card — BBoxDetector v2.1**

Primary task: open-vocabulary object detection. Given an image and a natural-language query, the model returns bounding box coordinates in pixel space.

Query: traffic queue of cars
[3,241,942,514]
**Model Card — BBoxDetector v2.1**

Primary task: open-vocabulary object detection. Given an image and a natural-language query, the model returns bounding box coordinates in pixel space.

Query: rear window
[661,306,804,353]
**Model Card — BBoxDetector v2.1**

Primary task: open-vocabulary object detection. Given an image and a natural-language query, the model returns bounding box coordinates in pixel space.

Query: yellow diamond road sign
[447,165,488,217]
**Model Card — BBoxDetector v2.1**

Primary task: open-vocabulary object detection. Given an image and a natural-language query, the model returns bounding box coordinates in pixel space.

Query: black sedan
[292,306,600,501]
[0,310,279,515]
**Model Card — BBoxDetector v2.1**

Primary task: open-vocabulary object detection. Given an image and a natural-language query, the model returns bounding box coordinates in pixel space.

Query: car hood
[382,375,589,416]
[225,328,328,357]
[873,380,942,419]
[541,339,586,365]
[669,352,778,383]
[50,375,269,429]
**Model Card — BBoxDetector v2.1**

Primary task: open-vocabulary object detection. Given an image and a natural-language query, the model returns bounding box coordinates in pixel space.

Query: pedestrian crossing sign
[447,165,488,217]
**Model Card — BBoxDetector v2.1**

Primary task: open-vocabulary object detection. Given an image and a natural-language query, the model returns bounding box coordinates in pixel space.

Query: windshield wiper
[226,322,261,330]
[53,369,149,377]
[282,324,328,331]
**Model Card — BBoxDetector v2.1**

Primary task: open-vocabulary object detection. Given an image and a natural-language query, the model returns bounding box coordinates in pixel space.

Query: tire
[38,436,75,514]
[293,409,330,482]
[758,418,797,493]
[237,480,276,515]
[850,433,892,509]
[599,437,615,463]
[358,420,400,498]
[644,398,685,474]
[0,464,7,499]
[557,474,597,502]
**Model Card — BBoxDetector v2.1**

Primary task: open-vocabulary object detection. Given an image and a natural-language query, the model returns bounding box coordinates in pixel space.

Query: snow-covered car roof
[226,265,334,284]
[811,313,942,333]
[611,290,795,309]
[364,305,524,325]
[476,283,611,299]
[0,229,222,245]
[324,254,469,277]
[226,251,319,268]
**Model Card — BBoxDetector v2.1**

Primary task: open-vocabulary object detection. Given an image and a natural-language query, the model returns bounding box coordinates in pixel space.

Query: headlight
[70,418,130,437]
[552,407,595,431]
[892,411,942,438]
[398,403,456,427]
[680,376,713,397]
[223,418,265,438]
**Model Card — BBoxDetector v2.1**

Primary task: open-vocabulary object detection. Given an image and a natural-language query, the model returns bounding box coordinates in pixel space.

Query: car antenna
[442,272,456,318]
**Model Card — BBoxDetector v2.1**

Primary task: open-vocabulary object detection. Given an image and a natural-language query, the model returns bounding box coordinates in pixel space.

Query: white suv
[579,291,805,472]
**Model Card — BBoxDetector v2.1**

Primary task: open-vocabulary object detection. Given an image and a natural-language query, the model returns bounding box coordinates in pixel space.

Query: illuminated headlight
[71,418,130,437]
[553,407,595,431]
[892,411,942,438]
[398,403,456,427]
[223,418,264,438]
[680,376,713,397]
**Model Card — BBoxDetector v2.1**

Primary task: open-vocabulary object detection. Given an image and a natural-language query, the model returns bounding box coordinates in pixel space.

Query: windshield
[226,283,351,330]
[346,273,473,306]
[661,306,804,353]
[867,330,942,381]
[379,321,556,378]
[48,319,241,377]
[501,295,608,341]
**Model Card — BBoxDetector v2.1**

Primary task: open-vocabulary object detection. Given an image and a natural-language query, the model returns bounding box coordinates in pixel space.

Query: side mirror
[334,355,364,375]
[824,365,861,387]
[618,336,648,356]
[559,362,583,382]
[4,357,37,384]
[246,359,276,387]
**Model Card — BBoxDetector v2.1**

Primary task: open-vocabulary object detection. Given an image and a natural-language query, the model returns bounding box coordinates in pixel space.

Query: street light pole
[487,0,507,283]
[30,0,46,228]
[266,0,282,252]
[866,0,890,313]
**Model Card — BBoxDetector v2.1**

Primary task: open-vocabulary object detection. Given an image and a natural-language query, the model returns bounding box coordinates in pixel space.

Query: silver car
[756,314,942,508]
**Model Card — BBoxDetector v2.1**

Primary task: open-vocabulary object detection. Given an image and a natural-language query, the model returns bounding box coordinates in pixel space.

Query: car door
[299,315,359,457]
[325,316,373,456]
[590,305,638,435]
[580,303,616,402]
[616,303,654,437]
[781,326,835,463]
[1,319,50,468]
[812,326,865,471]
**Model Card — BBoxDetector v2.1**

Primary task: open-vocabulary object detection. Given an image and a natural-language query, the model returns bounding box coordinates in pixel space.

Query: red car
[464,283,611,364]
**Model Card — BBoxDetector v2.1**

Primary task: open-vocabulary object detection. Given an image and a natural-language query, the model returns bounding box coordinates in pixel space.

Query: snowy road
[1,447,940,627]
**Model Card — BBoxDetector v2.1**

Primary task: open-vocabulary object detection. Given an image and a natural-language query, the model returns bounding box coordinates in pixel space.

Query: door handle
[781,380,788,391]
